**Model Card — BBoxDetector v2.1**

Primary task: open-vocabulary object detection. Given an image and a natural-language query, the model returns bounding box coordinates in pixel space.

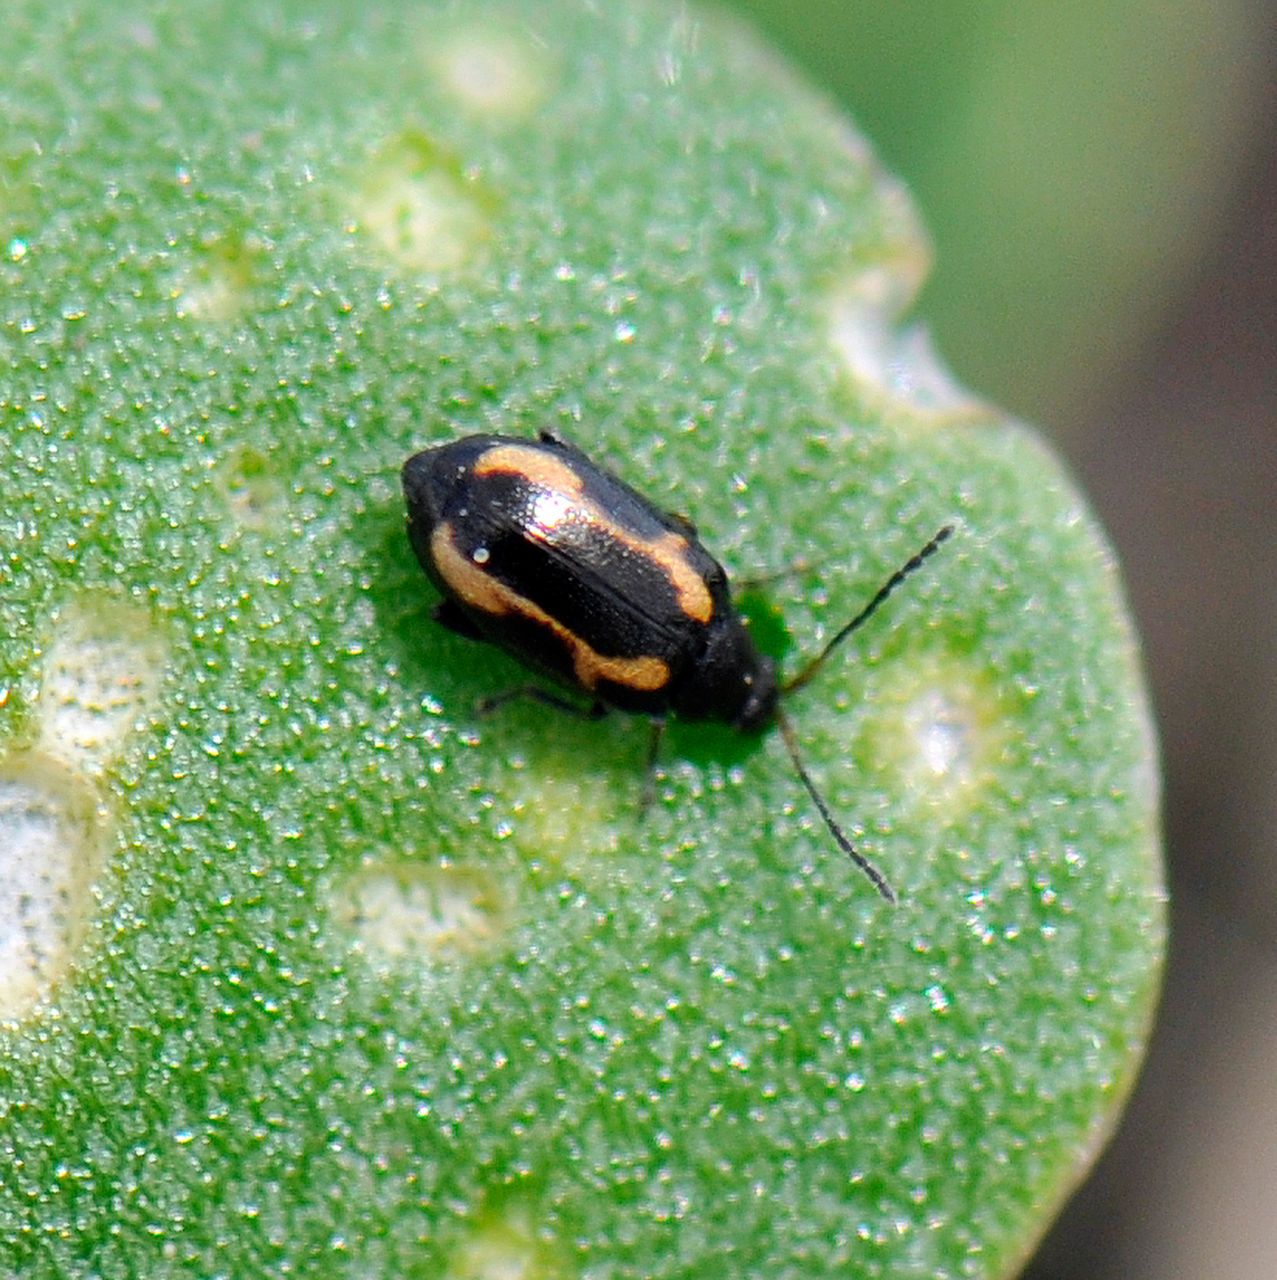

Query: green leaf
[0,2,1164,1277]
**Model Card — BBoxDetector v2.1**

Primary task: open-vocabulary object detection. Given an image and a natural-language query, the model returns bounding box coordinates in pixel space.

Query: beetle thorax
[669,614,778,730]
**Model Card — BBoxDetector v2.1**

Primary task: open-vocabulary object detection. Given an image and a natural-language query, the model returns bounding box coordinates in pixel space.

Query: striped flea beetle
[402,430,951,901]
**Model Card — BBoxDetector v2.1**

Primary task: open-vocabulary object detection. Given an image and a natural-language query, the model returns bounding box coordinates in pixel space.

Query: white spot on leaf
[858,653,1006,817]
[171,235,261,322]
[37,604,165,776]
[827,298,986,419]
[448,1208,560,1280]
[350,134,491,274]
[332,862,504,966]
[0,757,102,1023]
[431,31,549,119]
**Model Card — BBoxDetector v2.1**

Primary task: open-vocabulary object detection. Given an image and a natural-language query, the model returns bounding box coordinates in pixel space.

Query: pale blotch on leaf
[331,861,505,967]
[857,654,1006,816]
[0,756,103,1024]
[350,133,491,273]
[502,766,622,867]
[430,29,549,118]
[37,604,165,776]
[171,236,260,322]
[448,1208,560,1280]
[824,268,987,421]
[216,443,286,529]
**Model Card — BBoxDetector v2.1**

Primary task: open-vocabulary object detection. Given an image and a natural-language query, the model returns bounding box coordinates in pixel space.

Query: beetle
[401,429,951,901]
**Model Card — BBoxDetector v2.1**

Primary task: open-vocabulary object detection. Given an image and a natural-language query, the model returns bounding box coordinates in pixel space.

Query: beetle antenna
[783,525,954,695]
[775,705,896,902]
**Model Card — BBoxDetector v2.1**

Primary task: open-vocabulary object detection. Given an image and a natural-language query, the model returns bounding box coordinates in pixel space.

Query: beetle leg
[640,716,666,814]
[537,427,596,465]
[475,684,608,719]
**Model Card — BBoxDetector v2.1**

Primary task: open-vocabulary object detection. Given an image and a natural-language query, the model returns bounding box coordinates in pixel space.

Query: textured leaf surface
[0,3,1163,1277]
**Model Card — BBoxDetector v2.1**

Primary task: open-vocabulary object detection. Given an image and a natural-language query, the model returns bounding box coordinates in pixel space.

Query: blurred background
[727,2,1276,1276]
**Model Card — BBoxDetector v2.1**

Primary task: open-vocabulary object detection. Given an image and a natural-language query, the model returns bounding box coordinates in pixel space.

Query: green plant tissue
[0,2,1164,1277]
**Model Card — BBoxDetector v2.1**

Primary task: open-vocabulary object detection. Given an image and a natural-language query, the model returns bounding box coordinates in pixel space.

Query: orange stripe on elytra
[474,443,714,624]
[430,524,671,693]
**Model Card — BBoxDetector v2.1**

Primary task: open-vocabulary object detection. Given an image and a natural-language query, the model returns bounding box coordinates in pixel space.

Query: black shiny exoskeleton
[402,430,951,901]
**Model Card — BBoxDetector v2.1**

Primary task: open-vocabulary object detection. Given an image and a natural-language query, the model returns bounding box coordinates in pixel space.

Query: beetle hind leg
[640,716,667,814]
[476,684,608,720]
